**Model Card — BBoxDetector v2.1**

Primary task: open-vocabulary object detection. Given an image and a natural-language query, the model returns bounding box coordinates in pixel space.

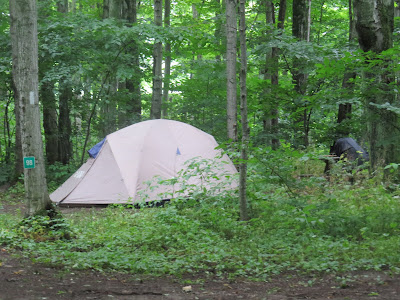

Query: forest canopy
[0,0,400,185]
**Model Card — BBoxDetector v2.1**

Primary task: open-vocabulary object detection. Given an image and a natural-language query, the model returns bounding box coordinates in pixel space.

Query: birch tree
[239,0,249,221]
[226,0,238,142]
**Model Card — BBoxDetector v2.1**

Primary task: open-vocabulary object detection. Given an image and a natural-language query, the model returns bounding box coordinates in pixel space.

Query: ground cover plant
[1,149,400,283]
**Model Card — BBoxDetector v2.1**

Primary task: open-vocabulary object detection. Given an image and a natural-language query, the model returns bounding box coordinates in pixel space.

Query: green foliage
[46,162,79,192]
[2,149,400,279]
[16,213,72,242]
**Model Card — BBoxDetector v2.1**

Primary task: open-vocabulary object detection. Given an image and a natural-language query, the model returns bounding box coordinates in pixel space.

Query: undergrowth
[1,146,400,279]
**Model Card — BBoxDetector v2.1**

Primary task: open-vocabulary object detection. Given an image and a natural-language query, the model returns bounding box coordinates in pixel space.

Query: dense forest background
[0,0,400,184]
[2,1,400,289]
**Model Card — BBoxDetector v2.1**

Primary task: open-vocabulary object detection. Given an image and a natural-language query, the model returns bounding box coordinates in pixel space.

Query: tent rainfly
[50,119,238,205]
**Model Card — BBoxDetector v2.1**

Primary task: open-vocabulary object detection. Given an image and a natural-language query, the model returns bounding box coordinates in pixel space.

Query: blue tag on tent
[176,147,181,155]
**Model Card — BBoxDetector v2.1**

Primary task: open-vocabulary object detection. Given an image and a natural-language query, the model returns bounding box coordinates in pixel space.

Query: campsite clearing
[1,202,400,299]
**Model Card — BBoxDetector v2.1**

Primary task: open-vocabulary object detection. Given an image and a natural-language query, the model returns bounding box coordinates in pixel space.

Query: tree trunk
[292,0,310,147]
[264,0,285,149]
[354,0,398,171]
[150,0,163,119]
[9,0,54,216]
[56,0,68,12]
[162,0,171,118]
[57,0,73,163]
[11,80,24,181]
[263,0,274,146]
[214,0,225,61]
[336,0,357,138]
[41,81,59,164]
[226,0,238,142]
[239,0,249,221]
[123,0,141,122]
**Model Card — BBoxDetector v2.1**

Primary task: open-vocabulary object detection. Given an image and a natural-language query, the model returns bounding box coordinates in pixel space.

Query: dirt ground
[1,201,400,299]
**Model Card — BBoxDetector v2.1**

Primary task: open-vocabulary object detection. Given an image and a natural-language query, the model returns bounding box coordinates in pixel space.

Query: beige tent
[50,119,238,205]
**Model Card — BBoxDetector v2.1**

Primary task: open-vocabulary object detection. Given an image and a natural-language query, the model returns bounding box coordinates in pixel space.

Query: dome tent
[50,119,238,206]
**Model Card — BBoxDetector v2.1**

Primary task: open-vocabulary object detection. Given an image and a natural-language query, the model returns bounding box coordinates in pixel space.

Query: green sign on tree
[23,157,35,169]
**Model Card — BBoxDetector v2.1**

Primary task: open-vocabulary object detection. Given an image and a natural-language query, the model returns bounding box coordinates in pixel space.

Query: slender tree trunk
[11,80,23,181]
[150,0,163,119]
[226,0,238,142]
[239,0,249,221]
[292,0,310,147]
[354,0,398,171]
[264,0,285,149]
[162,0,171,118]
[57,1,73,163]
[336,0,357,138]
[103,0,110,18]
[1,89,12,163]
[9,0,54,216]
[335,0,357,140]
[214,0,224,61]
[58,84,73,164]
[41,81,59,164]
[100,0,121,134]
[271,0,286,149]
[56,0,68,12]
[263,0,274,146]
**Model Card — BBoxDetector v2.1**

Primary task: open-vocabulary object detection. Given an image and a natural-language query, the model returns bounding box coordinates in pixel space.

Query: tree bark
[56,0,68,13]
[41,81,59,164]
[214,0,225,61]
[58,83,73,164]
[11,80,24,181]
[354,0,398,170]
[9,0,54,216]
[125,0,141,125]
[226,0,238,142]
[57,0,73,163]
[162,0,171,118]
[239,0,249,221]
[336,0,357,138]
[264,0,285,149]
[292,0,310,147]
[150,0,163,119]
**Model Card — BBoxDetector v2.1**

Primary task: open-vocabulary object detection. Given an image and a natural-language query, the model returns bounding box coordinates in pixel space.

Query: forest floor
[1,203,400,299]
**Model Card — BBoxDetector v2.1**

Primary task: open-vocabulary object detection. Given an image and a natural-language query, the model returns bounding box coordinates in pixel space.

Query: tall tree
[354,0,399,170]
[57,0,73,164]
[214,0,225,62]
[150,0,163,119]
[39,1,60,165]
[122,0,142,125]
[226,0,238,142]
[292,0,311,147]
[11,80,23,181]
[239,0,249,221]
[264,0,286,149]
[162,0,171,118]
[41,80,59,164]
[336,0,357,138]
[101,0,120,136]
[9,0,54,216]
